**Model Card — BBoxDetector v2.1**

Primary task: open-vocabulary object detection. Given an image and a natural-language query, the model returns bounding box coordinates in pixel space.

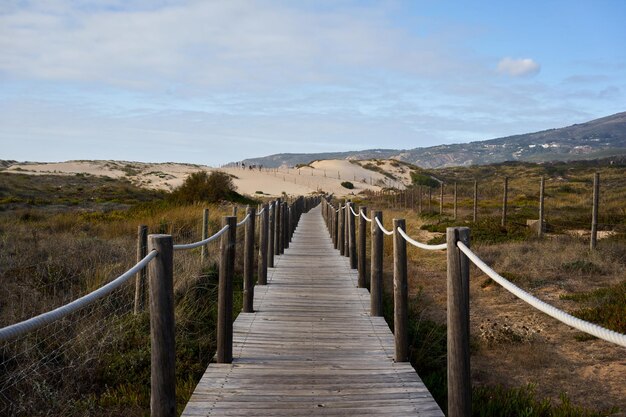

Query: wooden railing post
[348,203,357,269]
[217,217,237,363]
[333,207,339,249]
[453,182,458,221]
[358,206,367,288]
[268,201,275,268]
[446,227,471,417]
[201,209,209,262]
[370,211,383,317]
[440,183,444,215]
[243,206,256,313]
[338,205,345,255]
[274,198,282,256]
[418,185,422,214]
[258,204,269,285]
[148,234,176,417]
[591,172,600,250]
[344,202,350,257]
[393,219,408,362]
[134,225,148,314]
[281,202,288,253]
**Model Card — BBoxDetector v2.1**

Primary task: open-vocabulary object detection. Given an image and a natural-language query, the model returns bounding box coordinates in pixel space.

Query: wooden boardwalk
[182,206,443,416]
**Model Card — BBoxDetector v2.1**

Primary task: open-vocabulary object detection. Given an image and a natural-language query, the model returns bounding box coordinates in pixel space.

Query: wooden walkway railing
[181,205,443,416]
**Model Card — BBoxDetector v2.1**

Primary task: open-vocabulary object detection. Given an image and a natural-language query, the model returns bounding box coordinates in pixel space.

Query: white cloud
[496,57,540,77]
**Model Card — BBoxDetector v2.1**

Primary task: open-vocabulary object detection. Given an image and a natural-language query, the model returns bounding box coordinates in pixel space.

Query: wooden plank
[181,206,443,416]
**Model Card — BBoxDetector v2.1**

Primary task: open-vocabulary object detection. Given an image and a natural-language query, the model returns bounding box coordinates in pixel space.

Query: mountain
[241,112,626,168]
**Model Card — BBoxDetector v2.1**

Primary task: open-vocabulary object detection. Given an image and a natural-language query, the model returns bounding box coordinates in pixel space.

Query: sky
[1,0,625,166]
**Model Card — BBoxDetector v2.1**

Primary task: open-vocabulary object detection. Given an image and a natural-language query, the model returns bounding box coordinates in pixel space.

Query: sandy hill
[2,159,418,197]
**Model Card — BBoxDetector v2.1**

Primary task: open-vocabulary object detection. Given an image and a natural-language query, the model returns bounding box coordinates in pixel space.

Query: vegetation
[410,171,440,188]
[340,181,354,189]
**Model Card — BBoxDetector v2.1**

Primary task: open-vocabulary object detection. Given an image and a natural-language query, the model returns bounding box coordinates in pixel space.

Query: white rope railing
[0,250,159,343]
[374,217,394,236]
[173,225,229,251]
[237,213,251,227]
[397,227,447,250]
[256,207,265,216]
[349,206,360,217]
[457,241,626,348]
[360,209,372,222]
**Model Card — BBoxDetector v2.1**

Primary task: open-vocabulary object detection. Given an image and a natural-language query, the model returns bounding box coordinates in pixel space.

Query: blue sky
[1,0,624,166]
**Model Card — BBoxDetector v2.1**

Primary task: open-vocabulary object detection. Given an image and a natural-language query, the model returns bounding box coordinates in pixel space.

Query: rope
[456,242,626,348]
[349,206,360,217]
[397,228,447,250]
[360,209,372,222]
[0,250,159,343]
[173,225,230,251]
[237,213,251,227]
[256,207,265,216]
[375,217,394,236]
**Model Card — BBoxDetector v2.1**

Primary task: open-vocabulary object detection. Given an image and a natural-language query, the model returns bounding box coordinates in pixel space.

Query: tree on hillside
[170,171,236,203]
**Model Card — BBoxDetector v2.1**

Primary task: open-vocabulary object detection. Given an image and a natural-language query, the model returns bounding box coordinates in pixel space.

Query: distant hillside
[242,111,626,168]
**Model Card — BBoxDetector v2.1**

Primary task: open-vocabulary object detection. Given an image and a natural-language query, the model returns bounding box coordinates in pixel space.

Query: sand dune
[3,159,414,197]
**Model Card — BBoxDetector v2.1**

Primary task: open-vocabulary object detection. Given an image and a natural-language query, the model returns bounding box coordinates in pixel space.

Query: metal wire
[173,225,230,251]
[397,228,447,250]
[0,250,158,342]
[457,241,626,348]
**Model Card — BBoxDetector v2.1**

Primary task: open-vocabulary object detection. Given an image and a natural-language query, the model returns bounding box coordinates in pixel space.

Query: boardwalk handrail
[360,209,371,222]
[173,225,230,251]
[457,241,626,347]
[0,250,158,343]
[396,227,447,250]
[236,213,251,227]
[374,216,394,235]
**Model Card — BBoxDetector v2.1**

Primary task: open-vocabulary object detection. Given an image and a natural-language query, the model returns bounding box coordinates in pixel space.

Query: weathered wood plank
[181,206,443,416]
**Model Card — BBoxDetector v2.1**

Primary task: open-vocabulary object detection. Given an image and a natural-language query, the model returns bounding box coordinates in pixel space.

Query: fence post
[243,206,256,313]
[217,216,237,363]
[393,219,408,362]
[268,202,275,268]
[338,205,345,255]
[258,204,269,285]
[348,203,357,269]
[370,210,383,317]
[453,182,457,221]
[428,187,432,213]
[591,172,600,249]
[281,202,288,253]
[285,205,291,249]
[473,180,478,222]
[501,177,508,227]
[344,201,350,257]
[201,209,209,262]
[274,198,281,256]
[134,225,148,314]
[148,234,176,417]
[440,183,444,215]
[358,206,367,288]
[232,206,238,217]
[446,227,471,417]
[539,177,545,238]
[418,185,422,214]
[334,207,339,249]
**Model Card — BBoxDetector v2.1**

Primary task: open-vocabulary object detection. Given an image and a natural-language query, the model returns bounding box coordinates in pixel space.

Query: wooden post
[453,182,458,221]
[338,205,345,256]
[358,206,368,288]
[428,187,432,213]
[393,219,408,362]
[201,209,209,262]
[232,206,238,217]
[473,180,478,222]
[285,205,291,249]
[274,198,281,256]
[344,201,350,257]
[148,234,176,417]
[446,227,471,417]
[134,225,148,314]
[243,206,256,313]
[418,185,422,214]
[370,211,383,317]
[258,204,269,285]
[217,216,237,363]
[591,172,600,250]
[281,202,288,253]
[334,207,339,249]
[501,177,508,227]
[440,183,444,215]
[268,201,275,268]
[348,203,357,269]
[538,177,545,238]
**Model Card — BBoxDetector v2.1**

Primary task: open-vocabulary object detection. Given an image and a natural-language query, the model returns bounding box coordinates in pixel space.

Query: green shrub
[341,181,354,189]
[169,171,236,204]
